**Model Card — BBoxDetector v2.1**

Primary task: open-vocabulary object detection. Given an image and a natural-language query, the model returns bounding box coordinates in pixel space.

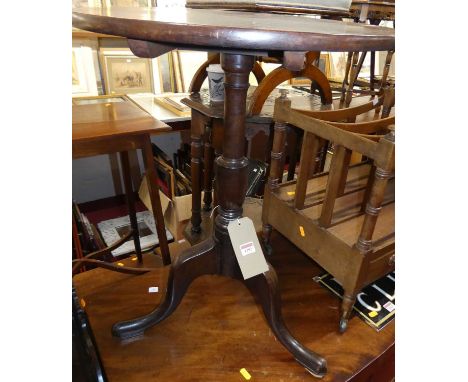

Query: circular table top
[72,7,394,53]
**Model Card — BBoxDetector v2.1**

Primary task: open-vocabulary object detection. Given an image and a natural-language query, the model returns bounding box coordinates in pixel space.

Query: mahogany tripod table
[73,7,394,378]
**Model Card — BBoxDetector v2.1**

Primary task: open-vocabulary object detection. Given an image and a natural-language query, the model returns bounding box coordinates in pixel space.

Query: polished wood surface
[72,95,171,144]
[72,7,395,53]
[74,233,394,382]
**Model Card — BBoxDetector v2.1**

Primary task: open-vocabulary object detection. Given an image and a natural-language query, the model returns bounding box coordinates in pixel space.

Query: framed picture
[72,42,99,97]
[171,51,184,92]
[157,53,176,93]
[99,47,158,94]
[104,56,154,94]
[329,52,346,81]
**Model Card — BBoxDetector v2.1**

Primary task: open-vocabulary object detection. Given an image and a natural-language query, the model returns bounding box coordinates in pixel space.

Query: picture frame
[171,51,184,92]
[72,43,99,97]
[157,53,176,93]
[329,52,348,81]
[103,55,154,94]
[99,47,161,94]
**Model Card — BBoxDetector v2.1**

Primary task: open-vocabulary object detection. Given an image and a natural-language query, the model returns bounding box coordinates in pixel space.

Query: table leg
[142,136,171,265]
[112,238,217,338]
[120,151,142,263]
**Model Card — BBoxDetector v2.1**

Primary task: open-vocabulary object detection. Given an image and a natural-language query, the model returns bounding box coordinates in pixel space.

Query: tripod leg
[244,265,327,377]
[112,238,217,339]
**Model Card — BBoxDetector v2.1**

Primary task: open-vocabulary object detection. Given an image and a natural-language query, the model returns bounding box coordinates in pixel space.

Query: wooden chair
[262,92,395,332]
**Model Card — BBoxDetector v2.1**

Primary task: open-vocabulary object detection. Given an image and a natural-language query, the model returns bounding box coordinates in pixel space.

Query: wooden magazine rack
[263,92,395,332]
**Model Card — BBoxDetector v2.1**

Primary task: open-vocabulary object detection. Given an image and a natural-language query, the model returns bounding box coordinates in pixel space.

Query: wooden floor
[74,233,394,381]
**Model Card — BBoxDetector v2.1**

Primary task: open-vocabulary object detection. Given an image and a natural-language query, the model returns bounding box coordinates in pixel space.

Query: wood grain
[72,7,395,53]
[74,233,394,382]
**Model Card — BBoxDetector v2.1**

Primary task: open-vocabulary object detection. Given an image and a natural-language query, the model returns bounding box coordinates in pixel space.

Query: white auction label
[227,217,269,280]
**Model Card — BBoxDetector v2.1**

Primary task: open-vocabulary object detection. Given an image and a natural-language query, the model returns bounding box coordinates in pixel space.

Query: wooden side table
[72,95,172,265]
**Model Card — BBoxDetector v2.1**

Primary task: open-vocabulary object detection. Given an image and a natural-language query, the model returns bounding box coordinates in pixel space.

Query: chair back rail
[293,94,384,122]
[248,51,332,115]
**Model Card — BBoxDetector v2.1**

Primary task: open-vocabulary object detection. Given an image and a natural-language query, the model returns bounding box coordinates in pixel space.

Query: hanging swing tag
[227,217,269,280]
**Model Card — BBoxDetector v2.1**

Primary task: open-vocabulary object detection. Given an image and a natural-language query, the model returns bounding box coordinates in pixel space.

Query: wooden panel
[327,201,395,248]
[266,191,359,286]
[276,162,371,204]
[364,246,395,285]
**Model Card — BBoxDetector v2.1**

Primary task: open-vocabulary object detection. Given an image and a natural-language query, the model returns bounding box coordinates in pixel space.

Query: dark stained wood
[203,122,214,211]
[182,86,322,242]
[188,53,266,93]
[74,232,394,382]
[189,110,207,233]
[72,7,395,53]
